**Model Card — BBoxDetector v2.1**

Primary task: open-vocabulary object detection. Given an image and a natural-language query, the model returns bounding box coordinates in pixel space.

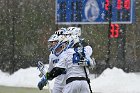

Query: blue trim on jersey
[73,52,80,64]
[53,59,59,64]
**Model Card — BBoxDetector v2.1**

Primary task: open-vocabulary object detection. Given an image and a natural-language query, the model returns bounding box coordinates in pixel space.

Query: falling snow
[0,0,140,74]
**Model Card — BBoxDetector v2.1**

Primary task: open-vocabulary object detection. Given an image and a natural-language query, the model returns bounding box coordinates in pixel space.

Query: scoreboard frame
[55,0,136,24]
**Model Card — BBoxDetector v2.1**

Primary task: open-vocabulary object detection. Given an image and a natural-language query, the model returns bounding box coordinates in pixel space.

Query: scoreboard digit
[109,24,119,38]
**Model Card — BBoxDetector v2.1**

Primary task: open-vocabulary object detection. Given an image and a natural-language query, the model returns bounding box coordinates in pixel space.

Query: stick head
[37,61,44,71]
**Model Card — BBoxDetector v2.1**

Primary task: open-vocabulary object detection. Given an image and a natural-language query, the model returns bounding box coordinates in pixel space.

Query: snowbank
[0,67,140,93]
[91,67,140,93]
[0,67,41,88]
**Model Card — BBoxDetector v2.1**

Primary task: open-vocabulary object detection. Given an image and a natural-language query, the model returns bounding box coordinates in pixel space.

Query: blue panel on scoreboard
[55,0,135,24]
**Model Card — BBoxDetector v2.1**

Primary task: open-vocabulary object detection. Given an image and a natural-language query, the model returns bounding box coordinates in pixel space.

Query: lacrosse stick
[37,61,52,93]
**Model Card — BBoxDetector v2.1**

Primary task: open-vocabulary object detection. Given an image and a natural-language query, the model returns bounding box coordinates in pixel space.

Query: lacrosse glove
[38,76,47,90]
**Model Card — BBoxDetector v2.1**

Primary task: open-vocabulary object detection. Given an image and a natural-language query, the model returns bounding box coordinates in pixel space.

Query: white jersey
[55,47,94,93]
[48,52,57,72]
[48,52,66,93]
[55,47,94,79]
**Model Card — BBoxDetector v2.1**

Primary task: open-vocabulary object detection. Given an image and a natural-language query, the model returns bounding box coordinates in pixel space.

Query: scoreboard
[56,0,135,24]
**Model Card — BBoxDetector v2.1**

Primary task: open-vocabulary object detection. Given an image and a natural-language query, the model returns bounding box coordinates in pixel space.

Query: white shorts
[63,80,90,93]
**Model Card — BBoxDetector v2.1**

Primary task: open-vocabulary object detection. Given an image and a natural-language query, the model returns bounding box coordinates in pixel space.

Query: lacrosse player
[38,27,96,93]
[38,28,67,93]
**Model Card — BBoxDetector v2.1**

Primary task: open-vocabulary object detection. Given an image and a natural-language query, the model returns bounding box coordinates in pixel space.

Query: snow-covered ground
[0,65,140,93]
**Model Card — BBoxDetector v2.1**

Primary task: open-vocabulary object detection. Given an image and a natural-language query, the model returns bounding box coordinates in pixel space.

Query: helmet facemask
[48,40,58,51]
[52,35,68,56]
[48,34,59,51]
[53,41,68,56]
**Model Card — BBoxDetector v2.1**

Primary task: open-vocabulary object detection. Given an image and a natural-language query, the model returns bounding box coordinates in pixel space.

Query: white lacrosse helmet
[66,27,81,36]
[48,34,58,42]
[55,27,67,36]
[67,35,80,49]
[48,34,59,51]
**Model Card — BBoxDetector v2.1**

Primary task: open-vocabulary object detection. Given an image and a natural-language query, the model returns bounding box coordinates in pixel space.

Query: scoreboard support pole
[105,0,112,68]
[116,24,127,71]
